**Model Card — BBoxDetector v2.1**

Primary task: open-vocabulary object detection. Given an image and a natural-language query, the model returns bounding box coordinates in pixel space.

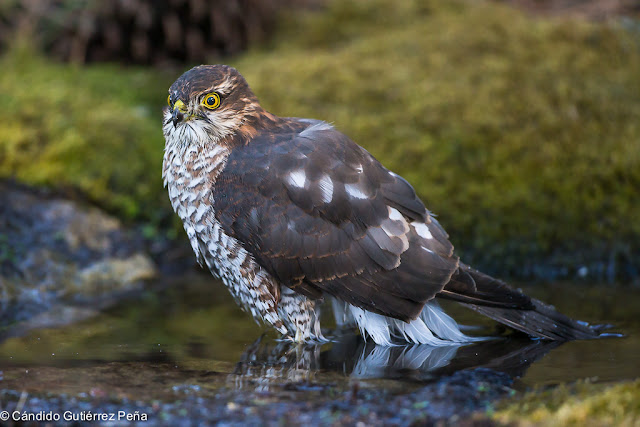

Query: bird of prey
[162,65,602,346]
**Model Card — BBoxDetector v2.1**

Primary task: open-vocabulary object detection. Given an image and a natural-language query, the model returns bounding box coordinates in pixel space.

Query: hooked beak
[171,99,188,128]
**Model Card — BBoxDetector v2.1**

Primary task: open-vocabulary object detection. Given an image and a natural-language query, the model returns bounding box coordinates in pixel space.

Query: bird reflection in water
[230,332,561,390]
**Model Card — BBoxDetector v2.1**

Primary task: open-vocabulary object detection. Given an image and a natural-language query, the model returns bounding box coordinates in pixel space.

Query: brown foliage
[0,0,294,64]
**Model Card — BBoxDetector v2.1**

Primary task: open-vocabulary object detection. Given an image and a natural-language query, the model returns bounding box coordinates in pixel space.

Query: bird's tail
[439,263,606,341]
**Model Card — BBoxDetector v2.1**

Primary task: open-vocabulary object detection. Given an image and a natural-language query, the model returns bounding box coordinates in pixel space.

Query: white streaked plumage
[420,301,484,343]
[341,301,480,346]
[349,306,393,346]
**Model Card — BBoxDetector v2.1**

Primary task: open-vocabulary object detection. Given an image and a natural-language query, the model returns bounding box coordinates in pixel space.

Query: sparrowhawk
[162,65,602,345]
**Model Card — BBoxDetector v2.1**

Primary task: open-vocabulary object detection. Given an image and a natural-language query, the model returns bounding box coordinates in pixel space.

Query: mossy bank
[494,379,640,427]
[1,0,638,280]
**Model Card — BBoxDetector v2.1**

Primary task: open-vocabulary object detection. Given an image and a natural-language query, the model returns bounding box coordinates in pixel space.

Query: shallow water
[0,274,638,402]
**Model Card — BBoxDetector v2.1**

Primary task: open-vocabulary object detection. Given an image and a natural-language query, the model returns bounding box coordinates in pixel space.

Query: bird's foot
[277,330,332,345]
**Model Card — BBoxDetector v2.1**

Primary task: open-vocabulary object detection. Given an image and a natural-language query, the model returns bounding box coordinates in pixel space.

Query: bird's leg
[277,286,326,343]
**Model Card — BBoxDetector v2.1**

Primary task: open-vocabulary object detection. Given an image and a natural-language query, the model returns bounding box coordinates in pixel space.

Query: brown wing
[214,120,459,321]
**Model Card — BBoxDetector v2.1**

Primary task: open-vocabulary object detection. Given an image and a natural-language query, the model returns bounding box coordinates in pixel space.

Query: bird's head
[163,65,262,148]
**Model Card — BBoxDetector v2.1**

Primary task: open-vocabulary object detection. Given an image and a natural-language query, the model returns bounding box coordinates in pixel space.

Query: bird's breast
[162,139,281,325]
[163,142,230,227]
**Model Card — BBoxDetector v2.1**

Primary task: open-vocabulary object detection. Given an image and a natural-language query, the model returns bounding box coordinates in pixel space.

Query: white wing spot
[382,207,410,251]
[318,174,334,203]
[287,169,307,189]
[388,207,404,221]
[412,222,433,239]
[345,183,368,199]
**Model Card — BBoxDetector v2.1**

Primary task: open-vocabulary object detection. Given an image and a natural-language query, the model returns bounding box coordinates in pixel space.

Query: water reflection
[0,279,635,398]
[231,332,561,390]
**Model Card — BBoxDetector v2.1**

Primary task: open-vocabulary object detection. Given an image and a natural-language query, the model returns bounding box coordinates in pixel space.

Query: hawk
[162,65,601,346]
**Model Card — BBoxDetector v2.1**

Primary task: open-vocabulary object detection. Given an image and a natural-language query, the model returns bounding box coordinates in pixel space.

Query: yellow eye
[167,94,172,107]
[202,92,221,110]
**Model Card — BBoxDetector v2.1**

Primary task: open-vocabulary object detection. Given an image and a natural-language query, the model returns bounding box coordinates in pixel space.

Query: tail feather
[440,264,534,309]
[464,298,599,340]
[440,263,601,341]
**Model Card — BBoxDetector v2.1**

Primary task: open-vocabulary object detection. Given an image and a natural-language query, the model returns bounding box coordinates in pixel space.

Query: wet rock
[0,181,157,330]
[0,366,514,426]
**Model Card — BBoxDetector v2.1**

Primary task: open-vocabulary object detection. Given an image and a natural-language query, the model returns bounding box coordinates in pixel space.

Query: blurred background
[0,0,639,285]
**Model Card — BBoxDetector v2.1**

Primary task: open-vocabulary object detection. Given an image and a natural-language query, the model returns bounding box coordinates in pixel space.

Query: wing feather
[214,120,459,320]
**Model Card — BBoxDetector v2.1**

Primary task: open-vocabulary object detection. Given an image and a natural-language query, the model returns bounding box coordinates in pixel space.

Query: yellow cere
[173,99,187,112]
[202,92,221,110]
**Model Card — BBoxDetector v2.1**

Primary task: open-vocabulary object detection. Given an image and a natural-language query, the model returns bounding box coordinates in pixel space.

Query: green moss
[494,379,640,426]
[0,41,173,222]
[1,1,639,275]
